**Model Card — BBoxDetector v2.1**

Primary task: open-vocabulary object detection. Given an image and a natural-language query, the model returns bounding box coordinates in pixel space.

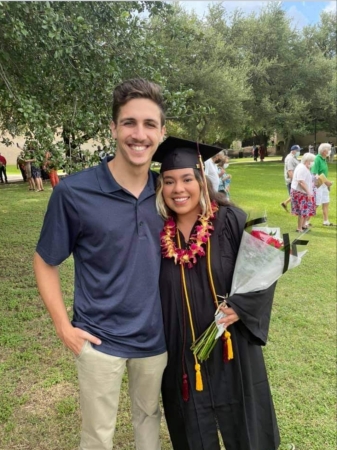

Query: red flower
[250,230,284,249]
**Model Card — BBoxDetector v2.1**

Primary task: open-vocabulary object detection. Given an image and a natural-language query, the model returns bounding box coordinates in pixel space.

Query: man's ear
[160,125,166,141]
[110,121,117,139]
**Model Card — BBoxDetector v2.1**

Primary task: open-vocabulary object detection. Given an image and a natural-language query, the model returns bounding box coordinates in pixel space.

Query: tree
[216,3,336,151]
[301,11,337,138]
[149,3,250,144]
[0,1,178,169]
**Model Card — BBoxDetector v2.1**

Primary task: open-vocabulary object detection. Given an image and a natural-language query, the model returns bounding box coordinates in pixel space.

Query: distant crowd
[281,142,335,232]
[16,145,60,191]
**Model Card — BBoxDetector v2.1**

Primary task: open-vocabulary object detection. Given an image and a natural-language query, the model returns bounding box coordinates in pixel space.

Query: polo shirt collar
[96,157,156,194]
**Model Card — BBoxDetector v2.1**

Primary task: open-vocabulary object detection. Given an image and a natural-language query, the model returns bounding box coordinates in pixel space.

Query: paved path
[4,174,24,182]
[2,173,65,184]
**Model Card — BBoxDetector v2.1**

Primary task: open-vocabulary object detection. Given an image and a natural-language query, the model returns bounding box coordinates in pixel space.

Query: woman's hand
[217,306,239,327]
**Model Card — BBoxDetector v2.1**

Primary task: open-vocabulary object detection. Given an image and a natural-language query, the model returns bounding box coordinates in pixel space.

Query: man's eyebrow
[144,118,160,125]
[119,117,160,124]
[119,117,136,122]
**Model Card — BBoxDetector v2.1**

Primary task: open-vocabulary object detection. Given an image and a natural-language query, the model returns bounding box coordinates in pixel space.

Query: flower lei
[160,201,219,268]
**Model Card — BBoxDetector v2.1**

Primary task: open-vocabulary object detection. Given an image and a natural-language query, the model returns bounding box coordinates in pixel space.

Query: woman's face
[162,168,201,218]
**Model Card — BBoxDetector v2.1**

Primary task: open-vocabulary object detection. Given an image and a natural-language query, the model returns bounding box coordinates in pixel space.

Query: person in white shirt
[204,152,223,192]
[280,145,300,212]
[290,152,316,232]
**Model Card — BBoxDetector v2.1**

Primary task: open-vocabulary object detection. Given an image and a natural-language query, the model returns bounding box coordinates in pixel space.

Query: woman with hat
[153,137,280,450]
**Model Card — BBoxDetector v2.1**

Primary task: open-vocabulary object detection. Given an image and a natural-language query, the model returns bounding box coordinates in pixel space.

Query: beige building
[0,133,101,165]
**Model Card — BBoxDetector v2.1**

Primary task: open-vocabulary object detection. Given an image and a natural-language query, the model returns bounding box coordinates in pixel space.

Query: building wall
[0,133,101,165]
[293,131,336,148]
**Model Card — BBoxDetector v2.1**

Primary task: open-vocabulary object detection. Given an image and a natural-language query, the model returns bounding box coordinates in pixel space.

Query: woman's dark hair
[156,169,232,220]
[112,78,165,126]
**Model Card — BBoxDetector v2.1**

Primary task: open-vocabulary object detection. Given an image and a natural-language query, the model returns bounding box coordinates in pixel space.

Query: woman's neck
[176,211,200,242]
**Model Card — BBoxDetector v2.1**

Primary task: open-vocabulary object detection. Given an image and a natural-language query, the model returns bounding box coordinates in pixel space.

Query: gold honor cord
[206,235,234,362]
[177,231,203,391]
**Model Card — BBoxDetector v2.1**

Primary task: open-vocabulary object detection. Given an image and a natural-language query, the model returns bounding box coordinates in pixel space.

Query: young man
[280,145,300,212]
[34,79,167,450]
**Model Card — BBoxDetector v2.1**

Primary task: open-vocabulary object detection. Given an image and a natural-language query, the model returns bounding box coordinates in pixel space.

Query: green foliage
[0,1,177,165]
[0,2,335,166]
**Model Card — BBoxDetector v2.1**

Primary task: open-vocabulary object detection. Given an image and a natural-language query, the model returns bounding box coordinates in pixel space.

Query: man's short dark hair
[112,78,165,126]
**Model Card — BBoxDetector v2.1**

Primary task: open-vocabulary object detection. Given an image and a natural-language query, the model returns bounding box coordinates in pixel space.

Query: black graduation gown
[160,206,280,450]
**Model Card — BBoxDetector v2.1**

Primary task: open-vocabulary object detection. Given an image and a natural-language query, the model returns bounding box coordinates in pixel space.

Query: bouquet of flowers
[191,218,308,362]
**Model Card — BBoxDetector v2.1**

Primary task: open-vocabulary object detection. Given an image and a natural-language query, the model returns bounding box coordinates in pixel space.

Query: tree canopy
[0,1,336,163]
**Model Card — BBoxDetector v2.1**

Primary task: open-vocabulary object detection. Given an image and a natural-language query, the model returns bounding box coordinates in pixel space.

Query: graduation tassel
[195,363,203,391]
[179,248,204,393]
[222,330,234,362]
[182,374,189,401]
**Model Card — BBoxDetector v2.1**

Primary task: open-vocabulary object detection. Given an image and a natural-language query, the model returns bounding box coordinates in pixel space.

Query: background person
[259,143,266,161]
[18,143,36,191]
[44,150,60,188]
[311,143,334,226]
[34,78,167,450]
[329,142,335,163]
[217,155,231,200]
[290,152,316,232]
[0,152,8,183]
[204,151,223,192]
[31,154,44,192]
[154,137,280,450]
[17,153,27,181]
[280,145,300,212]
[253,144,259,161]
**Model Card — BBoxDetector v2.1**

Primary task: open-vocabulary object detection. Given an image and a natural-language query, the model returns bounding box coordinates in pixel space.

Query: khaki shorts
[315,184,330,206]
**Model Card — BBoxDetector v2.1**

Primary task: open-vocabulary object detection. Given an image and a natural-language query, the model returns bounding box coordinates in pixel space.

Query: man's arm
[287,169,294,181]
[33,252,101,354]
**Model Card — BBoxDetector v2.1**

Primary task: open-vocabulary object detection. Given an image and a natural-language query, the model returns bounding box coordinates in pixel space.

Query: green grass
[0,162,336,450]
[5,165,20,175]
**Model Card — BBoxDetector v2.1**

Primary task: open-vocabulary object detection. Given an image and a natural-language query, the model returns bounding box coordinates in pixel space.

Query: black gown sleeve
[227,283,277,346]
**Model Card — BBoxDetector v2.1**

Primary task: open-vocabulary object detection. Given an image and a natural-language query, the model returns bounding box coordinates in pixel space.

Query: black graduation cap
[153,136,222,173]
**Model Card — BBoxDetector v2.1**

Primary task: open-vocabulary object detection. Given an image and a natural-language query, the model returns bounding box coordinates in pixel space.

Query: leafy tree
[301,11,337,138]
[1,1,335,162]
[0,1,176,167]
[149,4,250,144]
[215,3,336,152]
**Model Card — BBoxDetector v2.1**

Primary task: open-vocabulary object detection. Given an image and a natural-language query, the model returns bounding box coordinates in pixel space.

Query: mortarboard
[153,136,222,173]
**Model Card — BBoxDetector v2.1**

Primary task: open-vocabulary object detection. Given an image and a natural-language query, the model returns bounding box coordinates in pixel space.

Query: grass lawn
[0,161,336,450]
[5,165,21,175]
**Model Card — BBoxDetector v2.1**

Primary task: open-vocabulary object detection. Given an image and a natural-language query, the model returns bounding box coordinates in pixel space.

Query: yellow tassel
[195,363,203,391]
[225,330,234,360]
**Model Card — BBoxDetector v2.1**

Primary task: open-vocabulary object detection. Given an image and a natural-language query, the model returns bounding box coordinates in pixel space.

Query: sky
[175,1,337,29]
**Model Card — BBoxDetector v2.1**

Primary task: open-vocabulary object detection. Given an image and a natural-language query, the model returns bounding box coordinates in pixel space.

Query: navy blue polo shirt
[36,160,166,358]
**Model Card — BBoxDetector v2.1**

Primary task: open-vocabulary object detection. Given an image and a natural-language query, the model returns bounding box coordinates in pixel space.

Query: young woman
[154,137,280,450]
